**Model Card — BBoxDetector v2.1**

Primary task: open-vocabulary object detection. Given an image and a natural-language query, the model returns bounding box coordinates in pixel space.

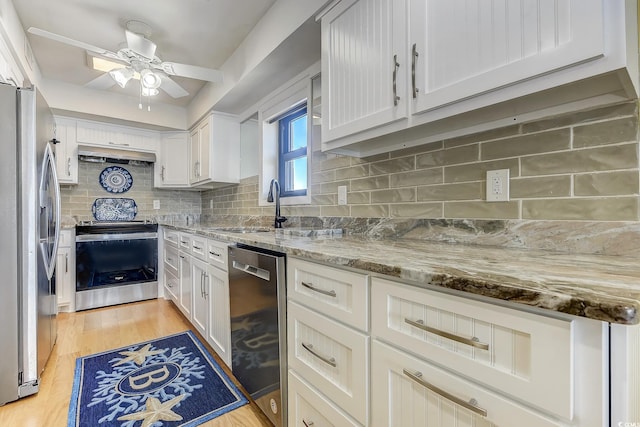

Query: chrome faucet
[267,179,287,228]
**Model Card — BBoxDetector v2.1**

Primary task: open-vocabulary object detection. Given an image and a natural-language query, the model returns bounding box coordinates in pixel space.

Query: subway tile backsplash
[60,162,201,222]
[203,101,640,222]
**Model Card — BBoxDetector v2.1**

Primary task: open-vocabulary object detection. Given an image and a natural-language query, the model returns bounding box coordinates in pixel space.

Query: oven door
[75,234,158,310]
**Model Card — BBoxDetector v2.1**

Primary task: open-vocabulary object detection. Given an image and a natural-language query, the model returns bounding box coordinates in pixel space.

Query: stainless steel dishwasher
[228,244,286,427]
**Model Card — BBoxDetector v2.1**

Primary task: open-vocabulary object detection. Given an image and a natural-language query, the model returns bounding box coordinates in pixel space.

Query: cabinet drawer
[287,301,368,425]
[288,370,361,427]
[163,229,180,248]
[288,258,369,331]
[164,270,179,303]
[164,245,179,275]
[371,278,573,419]
[207,239,228,271]
[178,233,190,251]
[372,340,563,427]
[190,234,207,261]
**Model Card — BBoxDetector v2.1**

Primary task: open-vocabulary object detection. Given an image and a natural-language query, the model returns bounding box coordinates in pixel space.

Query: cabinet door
[192,258,209,337]
[56,247,71,310]
[189,129,200,184]
[410,0,605,115]
[178,252,192,319]
[155,132,189,187]
[207,265,231,367]
[372,340,563,427]
[198,119,211,181]
[54,118,78,184]
[321,0,408,143]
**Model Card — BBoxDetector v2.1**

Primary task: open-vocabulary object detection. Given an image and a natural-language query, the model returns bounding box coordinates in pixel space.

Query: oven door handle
[76,232,158,242]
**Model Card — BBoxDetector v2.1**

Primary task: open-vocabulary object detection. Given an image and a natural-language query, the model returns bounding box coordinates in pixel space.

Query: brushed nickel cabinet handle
[412,43,419,98]
[392,54,400,106]
[301,281,336,297]
[65,253,68,273]
[301,342,336,367]
[403,369,487,417]
[209,250,220,257]
[193,245,202,250]
[404,318,489,351]
[108,141,130,146]
[161,165,165,181]
[66,158,71,176]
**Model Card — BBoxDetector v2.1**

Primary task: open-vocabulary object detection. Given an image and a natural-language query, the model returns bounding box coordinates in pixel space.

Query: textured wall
[202,101,640,221]
[60,161,202,222]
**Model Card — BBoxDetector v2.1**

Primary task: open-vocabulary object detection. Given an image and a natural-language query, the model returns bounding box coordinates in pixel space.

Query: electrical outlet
[153,200,160,209]
[210,200,214,209]
[337,185,347,205]
[486,169,510,202]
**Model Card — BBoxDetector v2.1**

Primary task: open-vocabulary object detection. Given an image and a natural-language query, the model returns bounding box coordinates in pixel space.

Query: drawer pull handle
[301,342,336,367]
[193,245,202,250]
[301,281,336,298]
[302,419,314,427]
[404,318,489,351]
[403,369,487,417]
[209,250,220,257]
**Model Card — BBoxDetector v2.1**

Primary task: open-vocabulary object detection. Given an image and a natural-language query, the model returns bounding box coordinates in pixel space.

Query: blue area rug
[68,331,247,427]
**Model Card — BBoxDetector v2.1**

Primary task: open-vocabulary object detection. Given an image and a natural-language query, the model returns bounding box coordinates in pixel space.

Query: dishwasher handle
[232,260,270,281]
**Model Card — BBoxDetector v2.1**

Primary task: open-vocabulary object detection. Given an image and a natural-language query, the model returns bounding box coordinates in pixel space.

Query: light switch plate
[486,169,510,202]
[153,200,160,209]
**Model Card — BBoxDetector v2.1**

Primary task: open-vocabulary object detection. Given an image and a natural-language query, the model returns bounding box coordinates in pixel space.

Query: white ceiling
[12,0,284,108]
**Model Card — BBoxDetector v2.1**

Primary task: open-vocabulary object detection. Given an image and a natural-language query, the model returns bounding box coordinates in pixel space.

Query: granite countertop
[164,223,640,325]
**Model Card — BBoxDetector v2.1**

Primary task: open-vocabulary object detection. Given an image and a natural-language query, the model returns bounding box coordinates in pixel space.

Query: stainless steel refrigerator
[0,83,60,405]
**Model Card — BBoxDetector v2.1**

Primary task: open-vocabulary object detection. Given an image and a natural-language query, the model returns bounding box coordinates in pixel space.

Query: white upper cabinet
[154,132,189,188]
[53,117,78,185]
[189,113,240,187]
[321,0,408,143]
[76,119,159,152]
[319,0,638,157]
[410,0,604,115]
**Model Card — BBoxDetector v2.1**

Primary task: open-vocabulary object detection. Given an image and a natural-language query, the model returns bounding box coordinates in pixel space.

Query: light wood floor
[0,299,273,427]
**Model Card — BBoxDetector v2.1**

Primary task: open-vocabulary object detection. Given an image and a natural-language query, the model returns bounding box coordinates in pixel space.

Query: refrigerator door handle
[40,143,61,280]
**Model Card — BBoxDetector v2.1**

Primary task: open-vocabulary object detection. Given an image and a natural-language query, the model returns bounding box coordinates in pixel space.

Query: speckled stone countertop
[163,223,640,325]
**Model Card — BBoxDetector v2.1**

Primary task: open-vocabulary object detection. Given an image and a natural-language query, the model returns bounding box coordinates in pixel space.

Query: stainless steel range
[75,220,158,311]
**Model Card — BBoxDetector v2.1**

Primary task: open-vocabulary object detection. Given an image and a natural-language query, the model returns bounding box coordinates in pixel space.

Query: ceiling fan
[27,20,223,99]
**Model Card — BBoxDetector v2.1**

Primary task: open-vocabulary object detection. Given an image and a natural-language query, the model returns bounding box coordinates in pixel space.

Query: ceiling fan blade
[27,27,120,60]
[125,30,156,60]
[159,62,223,83]
[159,74,189,98]
[85,73,116,90]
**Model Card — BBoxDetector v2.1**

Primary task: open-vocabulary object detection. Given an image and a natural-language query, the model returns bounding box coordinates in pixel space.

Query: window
[278,105,307,197]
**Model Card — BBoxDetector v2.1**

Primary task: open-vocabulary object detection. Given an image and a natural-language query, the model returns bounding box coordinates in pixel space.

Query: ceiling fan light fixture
[109,67,134,88]
[141,87,159,97]
[140,69,161,89]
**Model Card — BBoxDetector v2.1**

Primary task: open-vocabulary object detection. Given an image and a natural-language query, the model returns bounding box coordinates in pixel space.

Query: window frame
[278,104,308,198]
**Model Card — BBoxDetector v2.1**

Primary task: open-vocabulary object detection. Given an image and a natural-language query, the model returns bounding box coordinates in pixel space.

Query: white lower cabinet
[288,370,361,427]
[206,265,231,367]
[287,258,609,427]
[192,258,209,337]
[56,229,75,312]
[371,339,562,427]
[161,229,231,368]
[178,250,193,319]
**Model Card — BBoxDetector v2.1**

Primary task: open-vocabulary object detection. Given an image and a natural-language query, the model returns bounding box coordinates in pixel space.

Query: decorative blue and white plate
[92,198,137,221]
[99,166,133,193]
